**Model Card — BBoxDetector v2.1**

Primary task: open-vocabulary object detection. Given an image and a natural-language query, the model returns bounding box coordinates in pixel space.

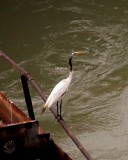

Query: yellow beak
[74,51,83,56]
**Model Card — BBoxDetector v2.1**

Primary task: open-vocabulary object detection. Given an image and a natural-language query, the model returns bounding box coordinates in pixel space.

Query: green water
[1,0,128,159]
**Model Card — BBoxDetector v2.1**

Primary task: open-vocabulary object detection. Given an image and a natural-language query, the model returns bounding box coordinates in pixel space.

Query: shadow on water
[1,0,128,159]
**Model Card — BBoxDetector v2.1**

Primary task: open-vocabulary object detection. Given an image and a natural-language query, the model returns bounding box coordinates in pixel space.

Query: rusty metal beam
[0,51,93,160]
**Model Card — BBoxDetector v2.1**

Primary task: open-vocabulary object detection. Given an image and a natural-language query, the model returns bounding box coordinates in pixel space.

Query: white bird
[41,51,81,119]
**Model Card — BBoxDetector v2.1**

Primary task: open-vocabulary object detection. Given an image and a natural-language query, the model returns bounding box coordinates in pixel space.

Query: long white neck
[66,71,73,85]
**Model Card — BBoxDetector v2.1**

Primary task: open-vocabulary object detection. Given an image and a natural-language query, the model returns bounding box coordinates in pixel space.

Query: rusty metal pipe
[0,51,93,160]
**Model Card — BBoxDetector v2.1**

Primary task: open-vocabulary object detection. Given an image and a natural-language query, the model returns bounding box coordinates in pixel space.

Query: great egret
[41,51,81,119]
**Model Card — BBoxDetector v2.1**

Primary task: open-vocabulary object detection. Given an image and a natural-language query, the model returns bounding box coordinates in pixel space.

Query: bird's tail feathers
[41,104,48,115]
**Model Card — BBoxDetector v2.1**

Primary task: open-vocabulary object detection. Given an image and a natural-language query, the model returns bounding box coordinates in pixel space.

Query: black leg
[55,100,63,121]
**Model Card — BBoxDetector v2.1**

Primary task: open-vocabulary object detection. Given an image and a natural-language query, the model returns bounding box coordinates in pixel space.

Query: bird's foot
[55,114,63,121]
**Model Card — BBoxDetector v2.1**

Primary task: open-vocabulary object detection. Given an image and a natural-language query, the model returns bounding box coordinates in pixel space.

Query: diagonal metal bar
[0,51,93,160]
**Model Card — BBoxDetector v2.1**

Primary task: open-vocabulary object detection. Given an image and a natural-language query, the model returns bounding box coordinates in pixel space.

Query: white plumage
[41,51,81,116]
[43,71,73,110]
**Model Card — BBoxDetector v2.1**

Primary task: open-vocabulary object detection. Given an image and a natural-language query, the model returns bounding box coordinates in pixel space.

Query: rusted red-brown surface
[0,92,31,124]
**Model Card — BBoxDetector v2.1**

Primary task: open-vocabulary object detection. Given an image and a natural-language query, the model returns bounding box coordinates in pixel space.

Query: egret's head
[71,51,82,57]
[69,51,83,71]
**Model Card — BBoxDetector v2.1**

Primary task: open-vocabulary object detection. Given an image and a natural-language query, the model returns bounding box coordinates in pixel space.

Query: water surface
[1,1,128,159]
